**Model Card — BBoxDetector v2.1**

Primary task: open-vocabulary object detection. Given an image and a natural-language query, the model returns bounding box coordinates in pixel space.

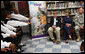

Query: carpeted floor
[21,36,82,53]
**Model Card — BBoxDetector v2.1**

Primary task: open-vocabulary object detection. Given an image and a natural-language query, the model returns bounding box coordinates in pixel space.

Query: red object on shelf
[80,1,84,3]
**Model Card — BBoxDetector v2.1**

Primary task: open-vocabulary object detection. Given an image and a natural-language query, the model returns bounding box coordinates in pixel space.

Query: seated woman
[63,10,73,43]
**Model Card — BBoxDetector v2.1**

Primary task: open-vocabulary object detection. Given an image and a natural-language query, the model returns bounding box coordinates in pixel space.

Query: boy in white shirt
[1,40,17,53]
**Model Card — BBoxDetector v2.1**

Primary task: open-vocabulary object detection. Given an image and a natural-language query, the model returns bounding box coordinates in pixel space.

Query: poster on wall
[28,1,47,38]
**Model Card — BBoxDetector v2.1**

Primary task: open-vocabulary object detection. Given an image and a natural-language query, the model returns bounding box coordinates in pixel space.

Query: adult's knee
[48,27,53,32]
[75,26,80,31]
[55,27,60,32]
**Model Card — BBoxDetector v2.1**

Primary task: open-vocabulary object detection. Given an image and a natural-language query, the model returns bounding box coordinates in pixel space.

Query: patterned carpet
[21,36,82,53]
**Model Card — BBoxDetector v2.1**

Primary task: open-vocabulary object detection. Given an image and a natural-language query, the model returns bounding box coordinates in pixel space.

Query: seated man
[48,11,61,44]
[1,40,17,53]
[73,7,84,42]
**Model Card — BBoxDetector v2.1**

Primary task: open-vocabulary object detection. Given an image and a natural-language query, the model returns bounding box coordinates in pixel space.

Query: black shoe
[20,49,24,52]
[16,49,21,53]
[65,40,69,43]
[56,41,60,44]
[69,38,72,40]
[22,44,26,46]
[17,49,24,53]
[16,51,21,53]
[20,44,26,47]
[53,39,56,43]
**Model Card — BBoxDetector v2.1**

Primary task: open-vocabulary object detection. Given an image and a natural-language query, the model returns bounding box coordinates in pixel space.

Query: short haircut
[53,11,57,14]
[66,10,70,14]
[5,11,11,17]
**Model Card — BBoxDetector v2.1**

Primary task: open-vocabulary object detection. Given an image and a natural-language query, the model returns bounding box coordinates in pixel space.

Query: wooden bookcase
[46,1,83,28]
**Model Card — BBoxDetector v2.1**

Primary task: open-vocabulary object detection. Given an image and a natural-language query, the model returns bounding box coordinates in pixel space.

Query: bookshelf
[46,1,83,17]
[46,1,84,29]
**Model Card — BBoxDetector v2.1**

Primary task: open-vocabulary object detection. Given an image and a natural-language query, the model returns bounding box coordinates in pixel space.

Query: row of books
[71,9,79,14]
[47,10,66,15]
[47,1,81,8]
[47,9,79,16]
[47,3,67,8]
[67,1,81,7]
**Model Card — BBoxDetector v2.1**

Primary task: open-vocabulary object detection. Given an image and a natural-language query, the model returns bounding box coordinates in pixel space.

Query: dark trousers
[64,26,72,40]
[3,31,23,47]
[16,27,23,45]
[3,36,20,47]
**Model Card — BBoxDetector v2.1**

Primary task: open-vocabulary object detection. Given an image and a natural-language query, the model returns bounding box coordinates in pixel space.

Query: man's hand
[80,26,84,29]
[10,35,16,38]
[1,48,10,52]
[52,25,56,29]
[26,22,31,24]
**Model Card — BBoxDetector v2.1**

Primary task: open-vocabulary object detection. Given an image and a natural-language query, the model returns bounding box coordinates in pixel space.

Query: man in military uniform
[74,7,84,42]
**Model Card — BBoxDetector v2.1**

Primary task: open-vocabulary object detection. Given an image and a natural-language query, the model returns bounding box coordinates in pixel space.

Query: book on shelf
[53,4,55,8]
[47,1,82,9]
[57,10,60,15]
[47,10,66,16]
[67,1,81,8]
[47,2,68,9]
[46,1,83,17]
[70,9,79,14]
[48,11,51,15]
[80,1,84,7]
[56,2,59,8]
[47,9,80,16]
